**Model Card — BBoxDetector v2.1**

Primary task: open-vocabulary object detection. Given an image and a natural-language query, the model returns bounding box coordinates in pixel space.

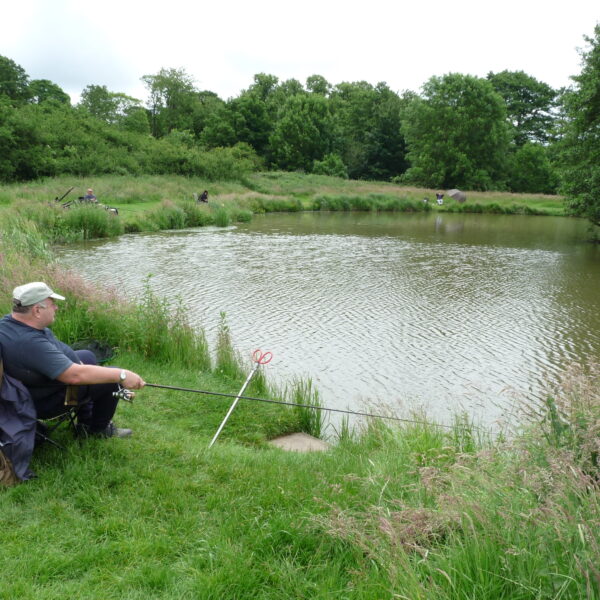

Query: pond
[55,212,600,430]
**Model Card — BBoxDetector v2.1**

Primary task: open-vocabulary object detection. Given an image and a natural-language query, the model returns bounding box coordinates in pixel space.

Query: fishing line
[143,382,458,429]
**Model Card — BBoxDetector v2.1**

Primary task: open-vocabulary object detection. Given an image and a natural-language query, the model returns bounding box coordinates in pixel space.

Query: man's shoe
[94,422,133,438]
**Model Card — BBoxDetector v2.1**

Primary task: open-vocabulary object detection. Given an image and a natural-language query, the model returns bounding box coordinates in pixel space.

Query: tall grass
[60,204,124,239]
[443,201,555,216]
[214,312,245,381]
[0,215,52,261]
[121,277,211,370]
[211,204,231,227]
[9,200,124,242]
[313,193,431,213]
[307,425,599,597]
[533,362,600,478]
[137,199,187,231]
[242,195,304,213]
[286,378,325,438]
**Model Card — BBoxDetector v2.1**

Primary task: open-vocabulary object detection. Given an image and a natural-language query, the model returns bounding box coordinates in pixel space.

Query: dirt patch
[269,432,330,452]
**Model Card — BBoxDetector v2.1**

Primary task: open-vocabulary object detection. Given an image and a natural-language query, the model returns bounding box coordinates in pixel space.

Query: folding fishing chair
[36,340,115,447]
[35,385,92,450]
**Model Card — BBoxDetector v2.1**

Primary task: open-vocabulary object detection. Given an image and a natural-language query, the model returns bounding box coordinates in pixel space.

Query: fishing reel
[113,385,135,402]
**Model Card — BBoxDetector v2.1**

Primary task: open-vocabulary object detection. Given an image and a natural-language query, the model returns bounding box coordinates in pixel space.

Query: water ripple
[55,213,600,428]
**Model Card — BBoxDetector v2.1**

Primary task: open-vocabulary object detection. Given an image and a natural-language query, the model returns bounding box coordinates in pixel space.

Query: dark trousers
[34,350,119,432]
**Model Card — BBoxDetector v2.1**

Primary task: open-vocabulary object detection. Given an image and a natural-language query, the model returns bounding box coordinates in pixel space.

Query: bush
[312,153,349,179]
[0,101,261,184]
[234,209,252,223]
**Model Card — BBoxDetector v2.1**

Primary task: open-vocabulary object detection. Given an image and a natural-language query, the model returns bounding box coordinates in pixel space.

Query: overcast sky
[2,1,598,104]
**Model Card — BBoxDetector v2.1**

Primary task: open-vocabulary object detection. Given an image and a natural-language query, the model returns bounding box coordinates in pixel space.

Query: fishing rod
[54,186,74,203]
[109,348,459,431]
[141,382,456,430]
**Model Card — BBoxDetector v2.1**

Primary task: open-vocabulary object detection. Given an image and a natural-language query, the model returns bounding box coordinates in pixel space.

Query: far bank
[0,172,570,245]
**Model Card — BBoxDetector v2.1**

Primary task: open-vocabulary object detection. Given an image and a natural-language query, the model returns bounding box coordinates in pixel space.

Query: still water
[55,212,600,428]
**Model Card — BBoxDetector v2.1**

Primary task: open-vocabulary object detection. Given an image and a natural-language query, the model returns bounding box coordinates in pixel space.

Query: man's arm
[56,363,145,389]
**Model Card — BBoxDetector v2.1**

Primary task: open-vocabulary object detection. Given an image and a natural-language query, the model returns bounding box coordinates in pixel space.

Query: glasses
[36,299,57,310]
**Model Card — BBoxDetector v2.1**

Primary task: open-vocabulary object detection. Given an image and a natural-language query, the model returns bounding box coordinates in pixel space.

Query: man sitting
[83,188,97,203]
[0,282,145,438]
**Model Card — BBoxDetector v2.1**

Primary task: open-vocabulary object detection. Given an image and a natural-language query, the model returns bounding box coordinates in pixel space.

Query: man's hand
[121,369,145,389]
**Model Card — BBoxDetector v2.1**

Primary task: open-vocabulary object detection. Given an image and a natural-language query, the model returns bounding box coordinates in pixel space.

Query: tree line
[0,24,598,225]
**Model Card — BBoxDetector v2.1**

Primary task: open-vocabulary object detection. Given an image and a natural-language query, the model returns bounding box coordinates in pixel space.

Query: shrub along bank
[1,186,598,598]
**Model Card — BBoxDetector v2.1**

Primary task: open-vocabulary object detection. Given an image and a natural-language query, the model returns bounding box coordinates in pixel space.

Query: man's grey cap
[12,282,66,306]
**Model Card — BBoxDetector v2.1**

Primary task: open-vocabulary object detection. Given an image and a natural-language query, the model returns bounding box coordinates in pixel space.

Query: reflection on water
[55,212,600,428]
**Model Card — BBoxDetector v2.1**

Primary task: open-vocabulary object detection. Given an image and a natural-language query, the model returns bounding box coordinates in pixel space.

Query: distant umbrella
[447,189,467,203]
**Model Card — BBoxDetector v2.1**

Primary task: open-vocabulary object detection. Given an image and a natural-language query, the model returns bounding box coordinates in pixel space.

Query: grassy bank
[1,360,599,598]
[1,191,599,598]
[0,173,568,243]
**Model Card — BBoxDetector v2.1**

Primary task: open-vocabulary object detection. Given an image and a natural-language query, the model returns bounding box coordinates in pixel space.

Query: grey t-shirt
[0,314,77,401]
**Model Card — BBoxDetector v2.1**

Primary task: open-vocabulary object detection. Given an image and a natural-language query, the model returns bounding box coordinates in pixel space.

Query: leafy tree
[199,104,238,148]
[120,107,150,135]
[330,81,376,177]
[228,93,272,154]
[487,70,557,145]
[141,68,197,137]
[202,75,305,159]
[200,73,281,153]
[266,78,307,120]
[330,81,408,180]
[362,83,409,180]
[0,99,19,180]
[190,91,225,138]
[306,74,331,96]
[79,84,113,120]
[0,55,30,103]
[79,84,147,132]
[247,73,279,102]
[559,24,600,227]
[28,79,70,105]
[80,85,118,122]
[507,143,558,194]
[401,73,511,190]
[269,94,335,171]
